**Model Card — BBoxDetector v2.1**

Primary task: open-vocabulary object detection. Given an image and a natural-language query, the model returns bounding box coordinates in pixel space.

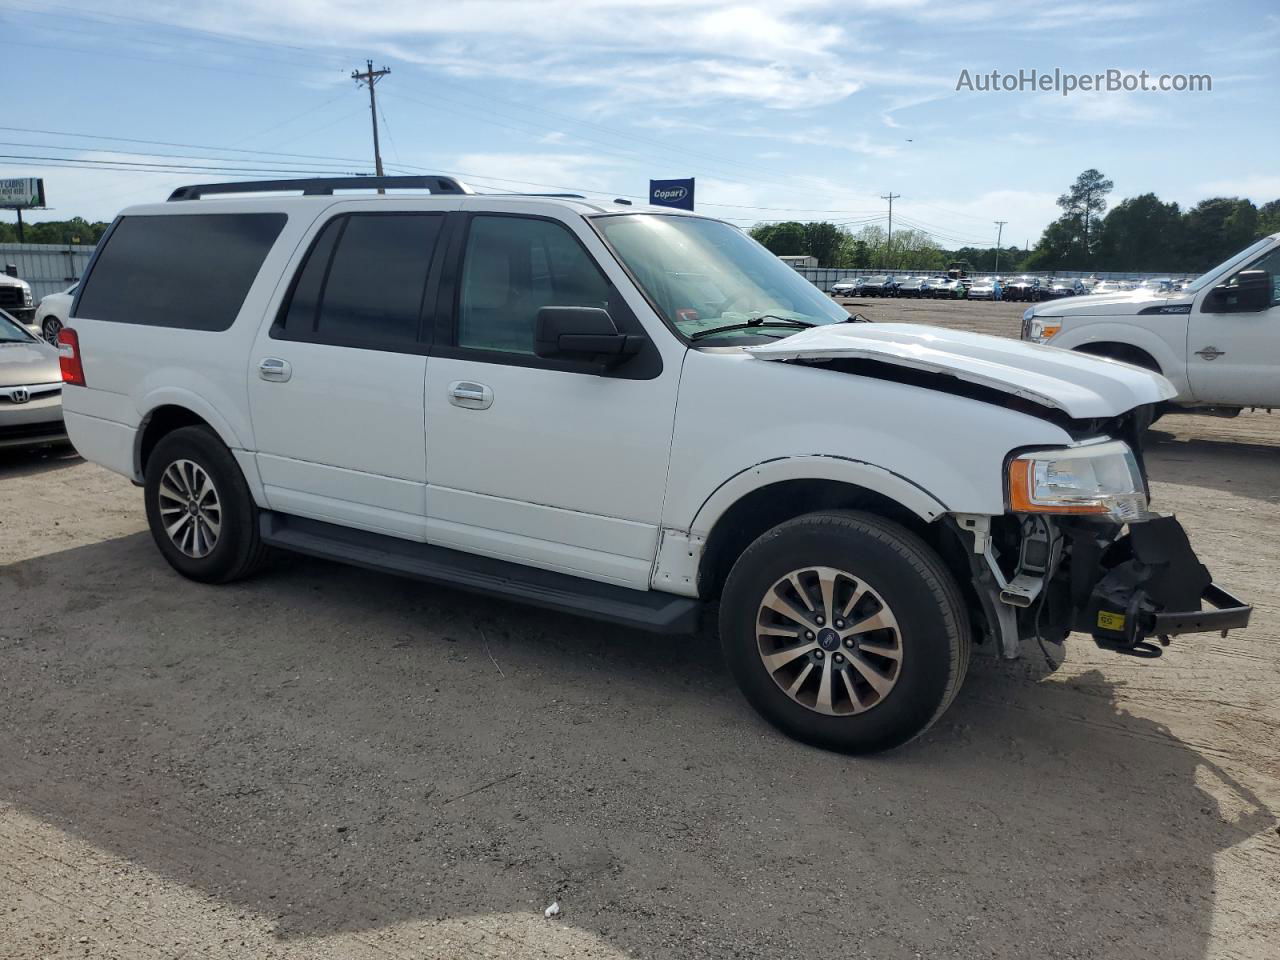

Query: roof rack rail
[167,175,475,201]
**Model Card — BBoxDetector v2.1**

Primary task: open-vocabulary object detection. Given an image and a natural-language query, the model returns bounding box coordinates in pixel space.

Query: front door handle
[1195,346,1225,361]
[449,380,493,410]
[259,357,292,382]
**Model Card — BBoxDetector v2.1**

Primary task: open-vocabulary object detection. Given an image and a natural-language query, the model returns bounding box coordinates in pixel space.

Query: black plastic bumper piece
[259,512,703,635]
[1081,515,1251,655]
[1150,583,1252,637]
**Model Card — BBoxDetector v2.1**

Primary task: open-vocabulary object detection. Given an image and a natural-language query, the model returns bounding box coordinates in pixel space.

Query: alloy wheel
[755,566,903,716]
[157,458,222,558]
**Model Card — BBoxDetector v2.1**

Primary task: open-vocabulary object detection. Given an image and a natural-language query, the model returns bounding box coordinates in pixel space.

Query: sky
[5,0,1278,249]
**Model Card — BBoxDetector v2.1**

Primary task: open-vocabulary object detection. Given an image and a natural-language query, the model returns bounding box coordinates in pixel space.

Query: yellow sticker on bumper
[1097,610,1126,631]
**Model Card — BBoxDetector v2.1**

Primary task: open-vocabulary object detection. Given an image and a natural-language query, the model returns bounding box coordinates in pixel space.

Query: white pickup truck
[1022,233,1280,413]
[58,175,1251,754]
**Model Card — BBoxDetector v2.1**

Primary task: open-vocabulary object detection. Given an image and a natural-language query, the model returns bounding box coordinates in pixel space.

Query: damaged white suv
[59,176,1250,753]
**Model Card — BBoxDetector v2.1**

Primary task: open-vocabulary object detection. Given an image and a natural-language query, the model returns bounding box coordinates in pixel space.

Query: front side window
[594,214,849,342]
[278,212,442,346]
[1223,247,1280,306]
[457,216,612,355]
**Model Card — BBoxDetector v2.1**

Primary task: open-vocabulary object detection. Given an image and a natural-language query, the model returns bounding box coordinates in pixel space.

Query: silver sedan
[0,308,66,449]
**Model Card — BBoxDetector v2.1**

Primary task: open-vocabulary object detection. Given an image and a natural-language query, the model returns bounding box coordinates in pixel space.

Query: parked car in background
[896,276,928,298]
[930,277,960,299]
[1004,276,1043,302]
[1089,280,1126,295]
[0,270,35,325]
[57,175,1251,754]
[34,283,77,344]
[1023,232,1280,414]
[0,307,65,449]
[860,274,899,297]
[1046,278,1086,299]
[830,277,863,298]
[966,277,997,300]
[1137,278,1174,295]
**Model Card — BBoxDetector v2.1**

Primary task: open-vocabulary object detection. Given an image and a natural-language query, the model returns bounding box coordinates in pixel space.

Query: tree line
[750,170,1279,275]
[1025,168,1279,273]
[0,217,111,245]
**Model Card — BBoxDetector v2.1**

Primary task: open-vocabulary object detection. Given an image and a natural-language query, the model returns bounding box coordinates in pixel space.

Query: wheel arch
[685,457,949,600]
[134,397,266,507]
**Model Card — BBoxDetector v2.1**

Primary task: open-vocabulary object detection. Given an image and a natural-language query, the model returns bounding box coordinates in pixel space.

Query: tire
[143,425,270,583]
[719,510,970,754]
[42,316,62,344]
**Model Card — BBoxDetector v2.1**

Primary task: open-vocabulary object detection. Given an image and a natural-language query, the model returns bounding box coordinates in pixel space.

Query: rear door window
[277,212,443,348]
[76,213,286,330]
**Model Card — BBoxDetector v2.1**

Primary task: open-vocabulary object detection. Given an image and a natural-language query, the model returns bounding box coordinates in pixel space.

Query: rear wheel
[42,316,62,344]
[719,511,970,754]
[144,426,269,583]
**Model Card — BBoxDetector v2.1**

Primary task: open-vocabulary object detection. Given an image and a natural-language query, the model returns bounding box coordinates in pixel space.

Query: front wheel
[42,317,62,344]
[719,511,970,753]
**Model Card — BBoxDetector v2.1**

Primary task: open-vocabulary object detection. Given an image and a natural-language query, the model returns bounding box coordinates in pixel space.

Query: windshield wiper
[689,314,816,341]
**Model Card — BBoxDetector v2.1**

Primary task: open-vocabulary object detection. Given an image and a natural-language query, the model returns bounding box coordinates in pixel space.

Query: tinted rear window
[77,213,286,330]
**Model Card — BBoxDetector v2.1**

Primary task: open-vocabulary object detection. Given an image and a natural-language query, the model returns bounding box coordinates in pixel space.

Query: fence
[1,242,95,302]
[790,265,1187,293]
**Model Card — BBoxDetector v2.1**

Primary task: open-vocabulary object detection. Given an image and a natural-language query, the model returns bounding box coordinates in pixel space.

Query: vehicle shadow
[0,441,79,480]
[1,533,1273,959]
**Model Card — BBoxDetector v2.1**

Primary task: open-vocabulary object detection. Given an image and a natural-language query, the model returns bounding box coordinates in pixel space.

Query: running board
[259,512,702,634]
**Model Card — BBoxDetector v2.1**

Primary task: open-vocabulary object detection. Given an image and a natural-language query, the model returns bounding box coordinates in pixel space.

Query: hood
[0,275,29,289]
[1030,290,1193,318]
[0,339,60,387]
[744,322,1176,419]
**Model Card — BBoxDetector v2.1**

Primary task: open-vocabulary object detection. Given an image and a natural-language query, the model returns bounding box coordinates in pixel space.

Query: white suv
[59,176,1250,753]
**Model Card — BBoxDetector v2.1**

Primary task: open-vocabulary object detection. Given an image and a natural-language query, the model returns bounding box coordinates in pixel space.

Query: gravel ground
[2,298,1277,959]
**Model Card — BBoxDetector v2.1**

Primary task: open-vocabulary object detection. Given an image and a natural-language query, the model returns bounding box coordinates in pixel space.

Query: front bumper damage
[953,512,1251,659]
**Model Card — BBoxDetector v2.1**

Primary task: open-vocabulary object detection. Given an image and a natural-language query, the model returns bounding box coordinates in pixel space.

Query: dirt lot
[2,298,1277,959]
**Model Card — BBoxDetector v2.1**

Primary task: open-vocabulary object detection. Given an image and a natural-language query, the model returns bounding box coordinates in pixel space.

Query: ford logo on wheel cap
[9,387,29,404]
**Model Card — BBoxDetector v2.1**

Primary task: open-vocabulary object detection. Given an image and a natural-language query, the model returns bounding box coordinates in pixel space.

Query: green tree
[1259,200,1280,237]
[749,221,808,257]
[1025,214,1086,270]
[802,222,844,267]
[1181,198,1258,271]
[1056,168,1114,262]
[1093,194,1183,272]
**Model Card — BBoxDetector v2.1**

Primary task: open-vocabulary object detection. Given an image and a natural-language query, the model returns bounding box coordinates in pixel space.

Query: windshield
[1185,237,1275,293]
[0,310,34,344]
[593,214,849,341]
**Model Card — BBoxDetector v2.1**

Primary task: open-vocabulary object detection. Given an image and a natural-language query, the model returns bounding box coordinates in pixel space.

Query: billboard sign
[0,178,45,209]
[649,178,694,211]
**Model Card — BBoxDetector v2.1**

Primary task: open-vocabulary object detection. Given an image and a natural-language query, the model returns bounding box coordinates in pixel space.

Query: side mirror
[1205,269,1272,313]
[534,306,646,364]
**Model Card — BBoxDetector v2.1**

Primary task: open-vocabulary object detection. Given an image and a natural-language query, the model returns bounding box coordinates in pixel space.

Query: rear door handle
[449,380,493,409]
[259,357,292,382]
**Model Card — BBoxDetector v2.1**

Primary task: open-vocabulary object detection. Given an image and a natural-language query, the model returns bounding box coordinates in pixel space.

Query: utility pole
[993,220,1007,274]
[881,193,900,269]
[351,59,391,187]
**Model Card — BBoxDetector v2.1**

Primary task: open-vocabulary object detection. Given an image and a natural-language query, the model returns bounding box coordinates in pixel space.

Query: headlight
[1008,440,1147,522]
[1024,317,1061,343]
[23,289,33,306]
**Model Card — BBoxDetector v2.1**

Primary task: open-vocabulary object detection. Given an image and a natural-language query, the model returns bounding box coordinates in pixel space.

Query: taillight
[58,327,85,386]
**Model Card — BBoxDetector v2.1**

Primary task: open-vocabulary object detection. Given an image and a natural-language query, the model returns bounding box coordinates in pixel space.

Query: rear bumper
[63,409,137,478]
